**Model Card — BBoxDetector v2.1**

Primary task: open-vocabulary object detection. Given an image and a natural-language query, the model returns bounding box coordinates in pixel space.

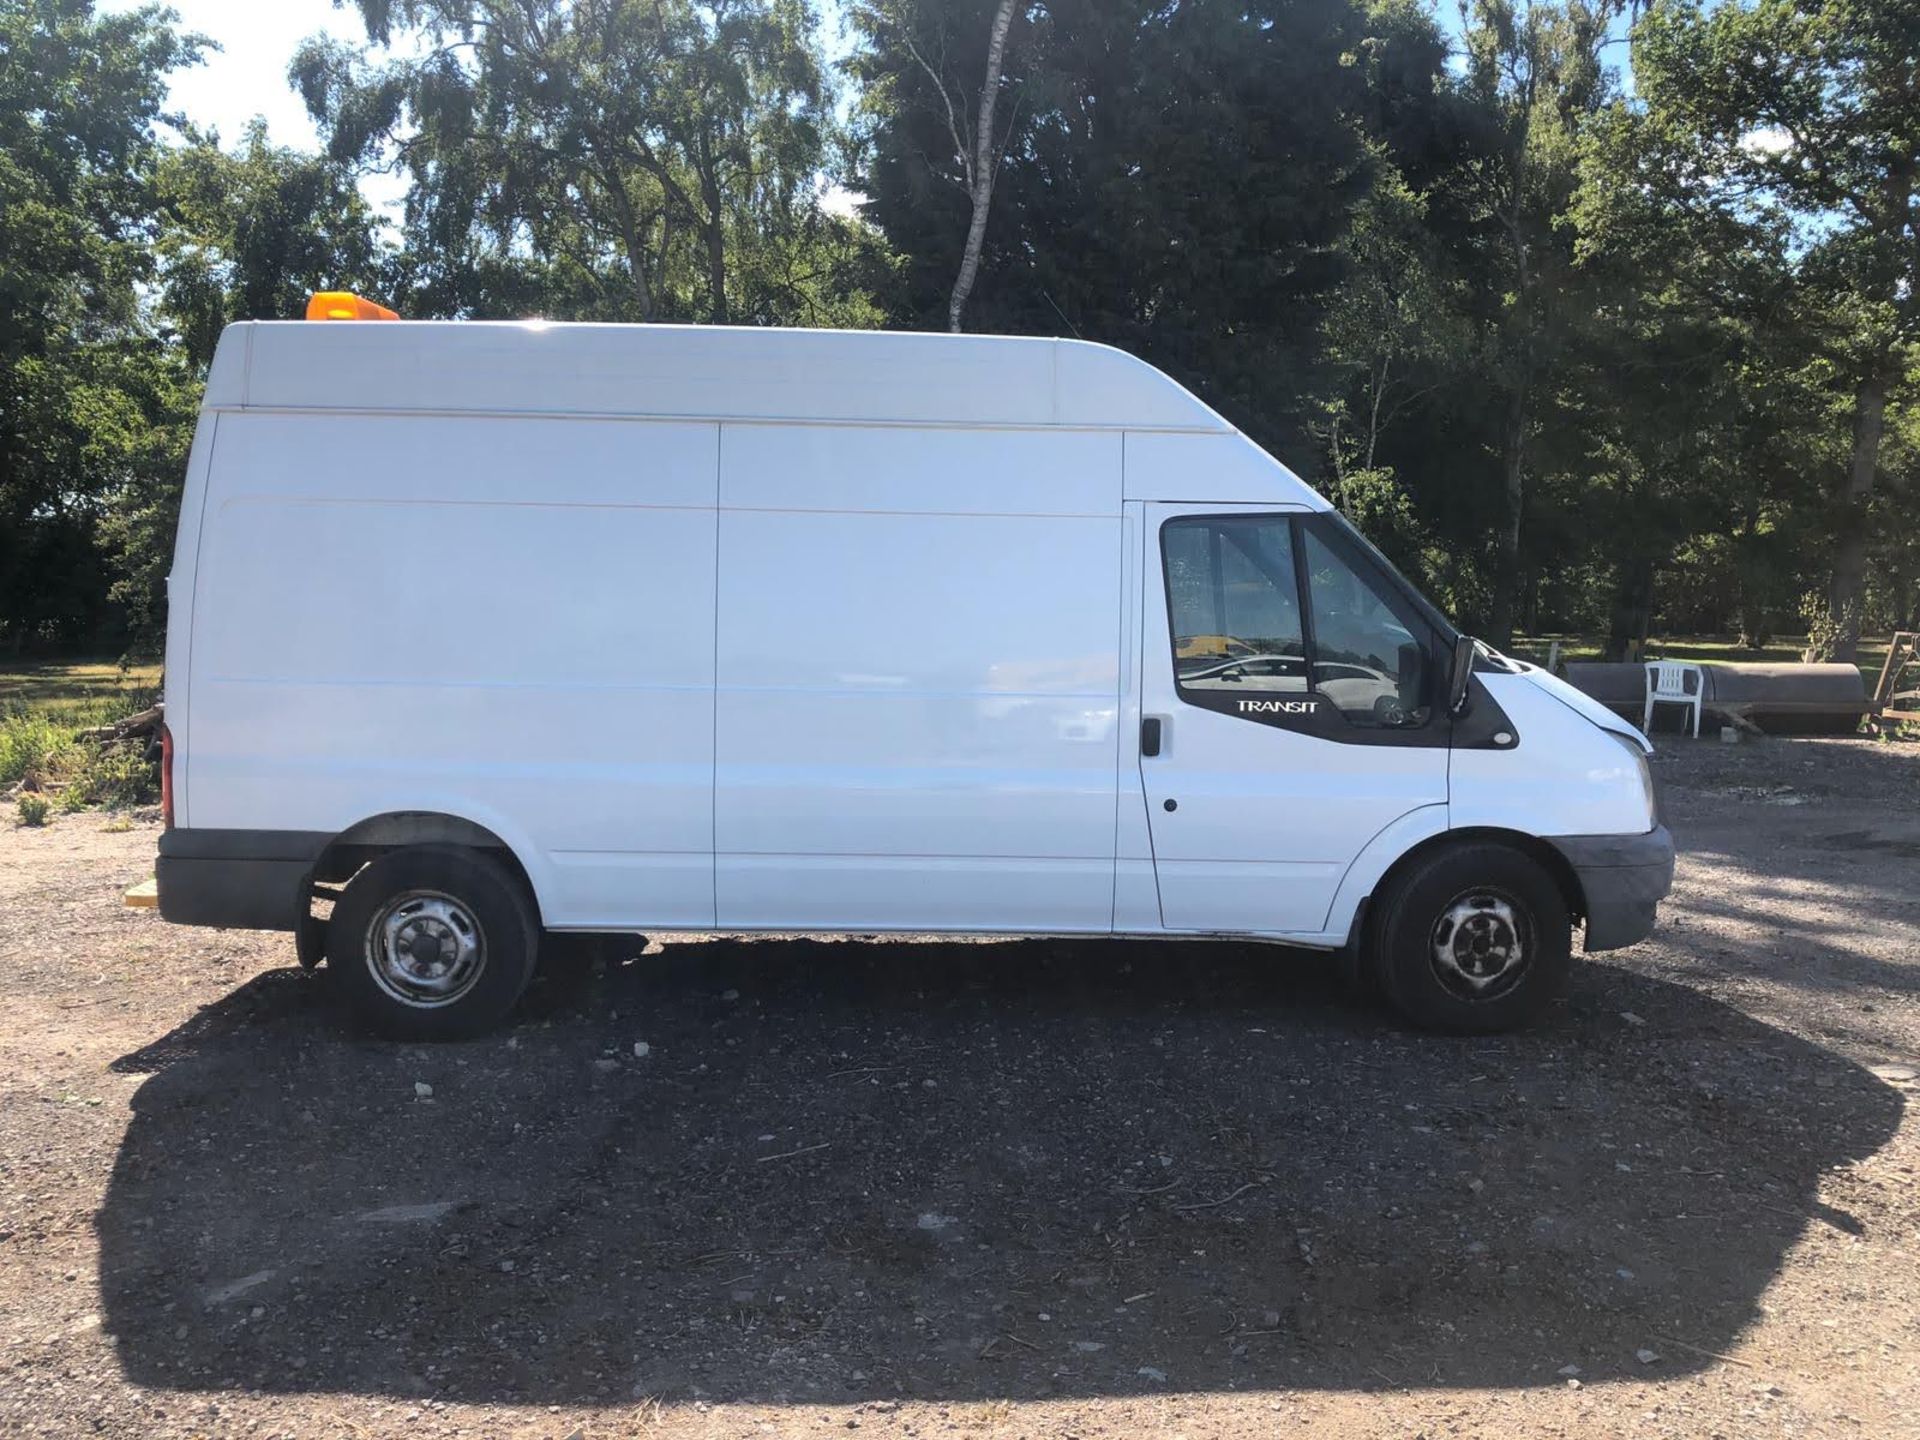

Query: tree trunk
[1604,553,1654,663]
[1827,368,1887,663]
[1324,415,1353,515]
[947,0,1017,334]
[1487,381,1528,648]
[698,133,728,325]
[704,215,727,324]
[602,177,655,321]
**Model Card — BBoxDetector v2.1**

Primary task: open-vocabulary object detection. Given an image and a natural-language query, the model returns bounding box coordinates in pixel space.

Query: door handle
[1141,716,1164,757]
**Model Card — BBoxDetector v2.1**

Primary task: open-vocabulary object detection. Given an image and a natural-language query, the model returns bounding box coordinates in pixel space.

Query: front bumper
[1546,824,1675,952]
[156,828,329,931]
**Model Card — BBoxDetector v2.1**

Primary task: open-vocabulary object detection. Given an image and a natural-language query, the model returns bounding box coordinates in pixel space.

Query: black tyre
[294,900,327,970]
[325,845,539,1040]
[1367,841,1570,1033]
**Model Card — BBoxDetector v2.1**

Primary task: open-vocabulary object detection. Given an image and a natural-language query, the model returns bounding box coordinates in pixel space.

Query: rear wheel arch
[313,811,543,924]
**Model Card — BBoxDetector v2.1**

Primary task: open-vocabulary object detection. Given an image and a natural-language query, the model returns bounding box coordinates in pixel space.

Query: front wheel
[326,845,539,1040]
[1366,841,1571,1033]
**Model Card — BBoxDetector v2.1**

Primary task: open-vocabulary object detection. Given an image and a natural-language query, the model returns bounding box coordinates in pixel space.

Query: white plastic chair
[1643,661,1703,737]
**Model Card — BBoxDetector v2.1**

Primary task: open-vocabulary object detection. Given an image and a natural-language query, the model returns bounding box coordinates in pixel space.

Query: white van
[154,306,1672,1038]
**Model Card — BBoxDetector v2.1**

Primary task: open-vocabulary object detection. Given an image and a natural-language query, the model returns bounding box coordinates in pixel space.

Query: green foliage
[851,0,1374,461]
[3,0,1919,700]
[1630,0,1920,659]
[16,793,51,827]
[1799,590,1860,664]
[0,709,67,788]
[57,737,158,810]
[0,675,160,811]
[0,0,204,652]
[155,123,387,364]
[295,0,875,326]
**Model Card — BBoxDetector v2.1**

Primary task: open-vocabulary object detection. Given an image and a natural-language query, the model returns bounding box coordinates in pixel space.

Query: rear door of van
[712,424,1123,932]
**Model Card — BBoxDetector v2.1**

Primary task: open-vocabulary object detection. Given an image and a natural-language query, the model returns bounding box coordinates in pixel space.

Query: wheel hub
[368,891,487,1008]
[1430,890,1528,999]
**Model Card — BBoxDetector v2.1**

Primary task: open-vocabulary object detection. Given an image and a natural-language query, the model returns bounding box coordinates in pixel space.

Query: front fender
[1320,802,1450,944]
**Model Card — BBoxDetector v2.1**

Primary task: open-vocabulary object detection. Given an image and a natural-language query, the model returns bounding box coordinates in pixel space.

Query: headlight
[1607,729,1657,828]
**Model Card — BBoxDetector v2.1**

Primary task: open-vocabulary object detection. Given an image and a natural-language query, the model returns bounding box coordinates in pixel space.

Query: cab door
[1137,503,1448,935]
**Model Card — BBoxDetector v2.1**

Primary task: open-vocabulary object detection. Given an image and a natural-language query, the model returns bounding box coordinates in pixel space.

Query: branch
[901,28,971,186]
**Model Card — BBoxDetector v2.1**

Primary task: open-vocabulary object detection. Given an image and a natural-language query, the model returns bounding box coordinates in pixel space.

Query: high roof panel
[207,321,1234,433]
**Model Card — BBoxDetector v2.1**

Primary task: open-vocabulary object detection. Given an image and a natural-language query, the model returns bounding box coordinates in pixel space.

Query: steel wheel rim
[1429,886,1531,1002]
[366,889,487,1009]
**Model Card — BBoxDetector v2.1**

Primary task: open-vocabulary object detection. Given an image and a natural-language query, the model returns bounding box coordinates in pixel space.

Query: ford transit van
[153,308,1673,1038]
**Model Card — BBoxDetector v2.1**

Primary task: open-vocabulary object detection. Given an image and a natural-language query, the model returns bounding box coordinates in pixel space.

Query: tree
[0,0,201,651]
[295,0,844,326]
[154,122,385,366]
[851,0,1025,332]
[90,123,390,648]
[1446,0,1621,646]
[854,0,1374,464]
[1313,0,1480,576]
[1571,56,1830,659]
[1633,0,1920,662]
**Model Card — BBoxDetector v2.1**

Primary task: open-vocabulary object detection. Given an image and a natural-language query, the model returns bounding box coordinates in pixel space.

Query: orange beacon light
[305,291,400,321]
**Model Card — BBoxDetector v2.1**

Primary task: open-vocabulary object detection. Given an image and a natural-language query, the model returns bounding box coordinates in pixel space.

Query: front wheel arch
[1351,826,1586,948]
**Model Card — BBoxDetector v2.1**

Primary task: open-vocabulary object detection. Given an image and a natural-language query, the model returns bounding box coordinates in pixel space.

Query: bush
[0,686,160,813]
[0,711,71,788]
[59,741,159,811]
[17,793,52,827]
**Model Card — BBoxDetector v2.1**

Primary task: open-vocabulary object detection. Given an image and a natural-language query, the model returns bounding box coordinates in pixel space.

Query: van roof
[205,321,1238,433]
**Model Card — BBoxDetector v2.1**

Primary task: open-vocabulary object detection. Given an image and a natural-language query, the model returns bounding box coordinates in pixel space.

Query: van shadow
[97,937,1901,1405]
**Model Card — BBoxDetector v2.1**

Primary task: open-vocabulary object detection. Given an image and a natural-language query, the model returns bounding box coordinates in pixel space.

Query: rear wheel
[326,845,539,1039]
[1367,841,1570,1033]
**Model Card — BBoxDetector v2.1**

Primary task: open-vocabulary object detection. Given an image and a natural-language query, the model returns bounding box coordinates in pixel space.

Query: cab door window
[1301,524,1432,728]
[1160,512,1436,734]
[1162,516,1307,695]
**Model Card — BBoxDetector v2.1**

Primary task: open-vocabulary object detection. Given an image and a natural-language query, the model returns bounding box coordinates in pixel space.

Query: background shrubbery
[3,0,1916,679]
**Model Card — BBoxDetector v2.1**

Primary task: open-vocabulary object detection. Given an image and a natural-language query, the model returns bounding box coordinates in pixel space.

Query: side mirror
[1447,633,1477,716]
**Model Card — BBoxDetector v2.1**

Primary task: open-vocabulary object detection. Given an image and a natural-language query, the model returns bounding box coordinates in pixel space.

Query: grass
[1,657,162,817]
[1513,634,1894,687]
[0,658,161,719]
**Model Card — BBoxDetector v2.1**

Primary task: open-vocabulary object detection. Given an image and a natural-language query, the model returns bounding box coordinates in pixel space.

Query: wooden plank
[122,876,157,909]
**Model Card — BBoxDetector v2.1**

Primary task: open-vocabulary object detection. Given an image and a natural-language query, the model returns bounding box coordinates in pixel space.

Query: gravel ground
[1,736,1916,1439]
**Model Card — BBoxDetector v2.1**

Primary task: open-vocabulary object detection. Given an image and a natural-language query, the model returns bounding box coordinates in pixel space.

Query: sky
[101,0,859,226]
[101,0,411,216]
[104,0,367,151]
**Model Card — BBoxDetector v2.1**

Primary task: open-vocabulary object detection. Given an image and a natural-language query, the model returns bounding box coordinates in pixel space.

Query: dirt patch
[2,738,1917,1437]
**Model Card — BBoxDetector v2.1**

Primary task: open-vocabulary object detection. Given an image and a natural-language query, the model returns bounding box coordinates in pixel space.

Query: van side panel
[187,411,719,927]
[714,424,1122,931]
